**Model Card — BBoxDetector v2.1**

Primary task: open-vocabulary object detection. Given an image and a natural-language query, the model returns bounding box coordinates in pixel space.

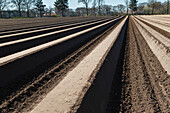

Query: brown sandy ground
[106,16,169,113]
[0,17,123,113]
[135,17,170,39]
[0,17,110,32]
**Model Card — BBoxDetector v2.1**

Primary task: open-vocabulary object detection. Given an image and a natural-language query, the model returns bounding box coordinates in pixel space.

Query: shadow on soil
[77,18,129,113]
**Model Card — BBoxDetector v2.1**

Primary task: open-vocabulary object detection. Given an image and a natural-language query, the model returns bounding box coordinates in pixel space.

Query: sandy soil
[139,15,170,22]
[133,17,170,75]
[29,17,127,113]
[137,16,170,33]
[106,16,169,113]
[0,17,123,113]
[0,17,110,32]
[0,16,169,113]
[135,16,170,39]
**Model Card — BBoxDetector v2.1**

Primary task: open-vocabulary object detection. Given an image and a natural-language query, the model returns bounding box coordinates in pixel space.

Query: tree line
[128,0,170,15]
[0,0,169,18]
[0,0,46,18]
[55,0,169,16]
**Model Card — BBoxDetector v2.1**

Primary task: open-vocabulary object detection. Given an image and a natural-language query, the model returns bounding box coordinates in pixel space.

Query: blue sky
[43,0,165,9]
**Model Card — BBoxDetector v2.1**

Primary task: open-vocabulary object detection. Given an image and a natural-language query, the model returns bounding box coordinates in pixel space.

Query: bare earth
[119,17,169,112]
[0,16,169,113]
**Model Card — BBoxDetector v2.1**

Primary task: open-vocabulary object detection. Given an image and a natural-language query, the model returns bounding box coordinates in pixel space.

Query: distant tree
[144,5,151,14]
[54,0,68,17]
[117,4,125,13]
[112,5,122,15]
[125,0,129,14]
[49,6,53,16]
[67,9,74,16]
[11,0,24,17]
[92,0,97,16]
[154,2,163,14]
[7,8,11,18]
[76,7,86,16]
[0,0,9,18]
[23,0,35,17]
[45,7,48,16]
[104,5,111,16]
[167,0,169,14]
[35,0,46,17]
[97,0,104,15]
[160,2,168,14]
[113,5,118,12]
[78,0,91,16]
[137,2,147,14]
[129,0,138,14]
[148,0,156,14]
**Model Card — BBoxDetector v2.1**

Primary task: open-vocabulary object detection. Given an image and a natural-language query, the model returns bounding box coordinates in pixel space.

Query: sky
[43,0,165,9]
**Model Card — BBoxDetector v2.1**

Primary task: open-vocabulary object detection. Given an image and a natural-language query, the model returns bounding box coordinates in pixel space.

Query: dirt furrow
[0,18,123,113]
[119,17,160,112]
[122,17,169,113]
[1,16,169,113]
[132,18,170,112]
[135,16,170,39]
[107,16,170,113]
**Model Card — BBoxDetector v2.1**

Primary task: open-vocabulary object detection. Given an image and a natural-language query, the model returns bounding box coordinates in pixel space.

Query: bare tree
[7,8,11,18]
[0,0,8,17]
[148,0,156,14]
[45,7,48,16]
[125,0,129,14]
[11,0,24,17]
[92,0,97,16]
[49,6,53,17]
[35,0,46,17]
[112,5,117,12]
[78,0,91,16]
[97,0,104,15]
[104,5,111,16]
[137,2,147,14]
[54,0,68,17]
[151,0,156,14]
[167,0,169,14]
[76,7,86,16]
[23,0,35,17]
[117,4,125,14]
[137,1,167,14]
[129,0,138,14]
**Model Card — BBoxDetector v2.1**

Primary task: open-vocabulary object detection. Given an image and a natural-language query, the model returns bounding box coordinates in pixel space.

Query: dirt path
[107,16,170,113]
